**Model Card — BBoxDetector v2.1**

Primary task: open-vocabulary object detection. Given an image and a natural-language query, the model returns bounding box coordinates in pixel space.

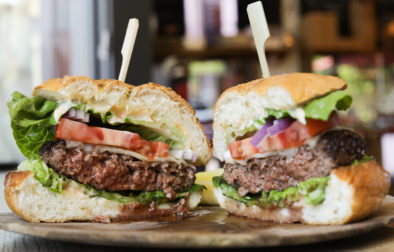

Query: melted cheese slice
[65,140,188,165]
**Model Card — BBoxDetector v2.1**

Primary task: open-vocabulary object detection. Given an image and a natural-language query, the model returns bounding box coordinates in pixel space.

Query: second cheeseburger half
[5,76,211,222]
[212,73,390,224]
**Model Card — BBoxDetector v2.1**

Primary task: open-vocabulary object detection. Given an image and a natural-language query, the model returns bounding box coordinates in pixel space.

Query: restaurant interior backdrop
[1,0,394,198]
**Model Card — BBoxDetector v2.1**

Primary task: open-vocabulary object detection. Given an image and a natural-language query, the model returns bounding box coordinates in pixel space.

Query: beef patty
[223,129,366,196]
[40,140,195,199]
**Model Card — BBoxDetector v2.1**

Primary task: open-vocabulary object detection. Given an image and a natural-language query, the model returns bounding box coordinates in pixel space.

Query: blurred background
[0,0,394,178]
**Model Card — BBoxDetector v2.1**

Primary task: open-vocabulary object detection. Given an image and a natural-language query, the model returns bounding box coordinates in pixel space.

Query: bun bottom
[4,171,202,223]
[214,161,390,224]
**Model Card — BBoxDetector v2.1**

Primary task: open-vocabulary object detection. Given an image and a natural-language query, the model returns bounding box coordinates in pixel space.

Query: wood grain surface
[3,225,394,252]
[1,196,394,248]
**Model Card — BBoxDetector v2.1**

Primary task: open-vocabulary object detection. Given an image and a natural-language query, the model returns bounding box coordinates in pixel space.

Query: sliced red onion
[250,119,273,147]
[267,117,294,136]
[63,108,90,123]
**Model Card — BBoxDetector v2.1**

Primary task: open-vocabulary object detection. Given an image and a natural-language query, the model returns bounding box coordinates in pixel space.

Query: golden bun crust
[214,161,390,224]
[34,76,133,94]
[215,73,347,109]
[333,160,391,223]
[33,76,211,166]
[4,171,34,221]
[4,171,202,223]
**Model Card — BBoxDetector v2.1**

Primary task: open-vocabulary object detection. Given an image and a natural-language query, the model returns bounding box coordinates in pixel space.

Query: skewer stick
[118,18,139,82]
[247,1,271,78]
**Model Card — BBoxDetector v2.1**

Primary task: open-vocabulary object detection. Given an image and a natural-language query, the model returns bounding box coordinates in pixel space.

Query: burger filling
[215,90,373,208]
[223,129,366,197]
[8,91,203,208]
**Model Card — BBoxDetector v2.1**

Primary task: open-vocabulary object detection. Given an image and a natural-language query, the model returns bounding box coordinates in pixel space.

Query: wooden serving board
[1,196,394,248]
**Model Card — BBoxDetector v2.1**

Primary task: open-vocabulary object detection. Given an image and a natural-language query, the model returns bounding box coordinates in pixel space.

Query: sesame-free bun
[4,171,202,223]
[214,161,390,224]
[33,76,211,166]
[213,73,347,161]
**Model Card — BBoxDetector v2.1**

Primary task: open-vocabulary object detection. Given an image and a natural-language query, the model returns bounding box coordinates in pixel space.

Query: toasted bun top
[219,73,347,107]
[33,76,211,165]
[213,73,347,160]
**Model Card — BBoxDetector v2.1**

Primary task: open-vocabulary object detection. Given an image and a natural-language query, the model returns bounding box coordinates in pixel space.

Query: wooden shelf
[153,36,292,61]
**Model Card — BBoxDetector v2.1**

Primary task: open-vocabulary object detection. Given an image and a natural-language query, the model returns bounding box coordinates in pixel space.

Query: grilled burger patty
[39,140,195,199]
[223,129,366,196]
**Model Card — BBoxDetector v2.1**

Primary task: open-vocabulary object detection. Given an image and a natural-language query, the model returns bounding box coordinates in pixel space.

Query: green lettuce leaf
[136,190,167,205]
[85,111,182,150]
[241,108,292,133]
[213,176,258,205]
[82,182,205,205]
[265,108,290,120]
[86,109,114,124]
[70,107,180,150]
[243,91,352,133]
[112,122,178,150]
[297,177,330,204]
[304,91,352,121]
[351,154,374,165]
[8,92,57,127]
[213,175,329,207]
[18,159,67,193]
[8,92,57,159]
[86,108,184,149]
[19,159,205,204]
[81,185,138,204]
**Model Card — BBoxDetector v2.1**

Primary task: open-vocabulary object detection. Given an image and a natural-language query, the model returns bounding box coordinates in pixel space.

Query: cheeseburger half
[212,73,390,224]
[5,76,211,222]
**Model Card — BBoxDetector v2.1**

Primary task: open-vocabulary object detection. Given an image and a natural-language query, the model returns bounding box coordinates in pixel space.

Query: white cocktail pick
[118,18,139,82]
[247,1,271,78]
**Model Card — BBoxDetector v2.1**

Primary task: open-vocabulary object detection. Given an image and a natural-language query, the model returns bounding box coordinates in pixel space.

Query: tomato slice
[229,114,338,160]
[55,118,169,159]
[228,138,259,160]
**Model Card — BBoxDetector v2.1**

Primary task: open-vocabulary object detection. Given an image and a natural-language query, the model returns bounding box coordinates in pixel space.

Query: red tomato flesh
[55,118,169,159]
[229,114,338,160]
